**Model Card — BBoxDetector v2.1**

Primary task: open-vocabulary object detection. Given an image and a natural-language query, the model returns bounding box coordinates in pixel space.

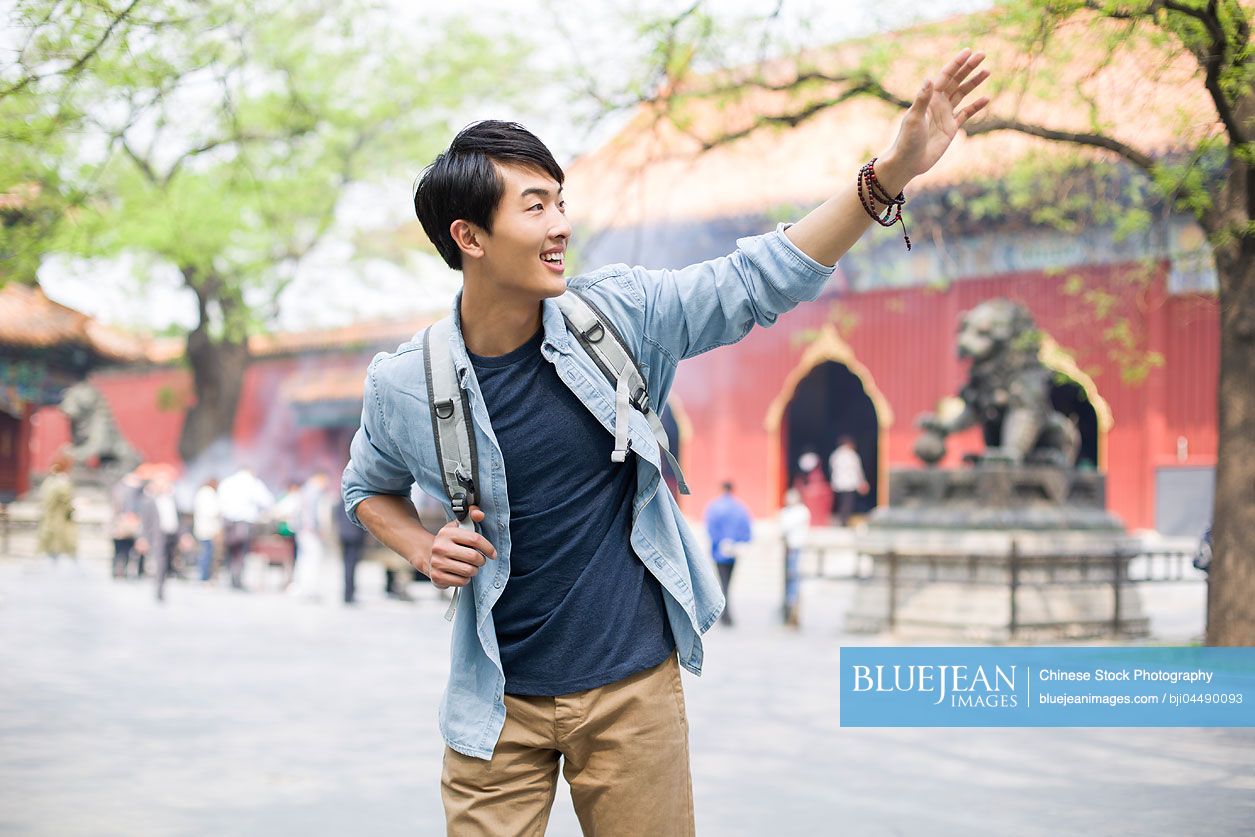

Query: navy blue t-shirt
[468,327,675,696]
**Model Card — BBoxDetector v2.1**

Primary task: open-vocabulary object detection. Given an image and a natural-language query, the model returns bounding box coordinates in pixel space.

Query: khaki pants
[441,654,695,836]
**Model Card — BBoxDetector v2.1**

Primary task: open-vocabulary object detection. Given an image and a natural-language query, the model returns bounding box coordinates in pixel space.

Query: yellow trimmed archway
[1038,334,1115,471]
[763,324,892,508]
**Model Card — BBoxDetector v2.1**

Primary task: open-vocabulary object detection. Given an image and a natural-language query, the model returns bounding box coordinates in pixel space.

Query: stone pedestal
[873,465,1125,531]
[845,466,1148,642]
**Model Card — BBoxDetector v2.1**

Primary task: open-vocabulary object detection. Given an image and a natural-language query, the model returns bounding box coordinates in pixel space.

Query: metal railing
[793,538,1203,635]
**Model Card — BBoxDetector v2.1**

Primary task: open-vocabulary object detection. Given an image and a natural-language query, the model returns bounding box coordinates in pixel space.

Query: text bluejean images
[840,647,1255,727]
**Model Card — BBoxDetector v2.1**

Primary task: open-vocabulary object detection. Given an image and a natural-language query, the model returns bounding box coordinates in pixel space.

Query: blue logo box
[839,647,1255,727]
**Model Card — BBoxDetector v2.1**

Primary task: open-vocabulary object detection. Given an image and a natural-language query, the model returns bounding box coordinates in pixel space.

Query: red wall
[672,260,1219,529]
[31,352,376,486]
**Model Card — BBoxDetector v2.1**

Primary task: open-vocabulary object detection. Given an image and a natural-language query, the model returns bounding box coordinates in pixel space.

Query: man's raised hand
[882,48,991,181]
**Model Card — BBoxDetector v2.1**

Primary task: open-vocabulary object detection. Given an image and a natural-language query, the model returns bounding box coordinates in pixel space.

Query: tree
[594,0,1252,644]
[1,0,148,283]
[3,0,526,463]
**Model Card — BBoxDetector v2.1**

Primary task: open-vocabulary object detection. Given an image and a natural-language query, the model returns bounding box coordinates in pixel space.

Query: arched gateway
[763,325,891,523]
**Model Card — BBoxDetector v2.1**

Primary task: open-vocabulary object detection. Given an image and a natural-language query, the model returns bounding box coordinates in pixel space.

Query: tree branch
[161,128,313,186]
[1082,0,1247,144]
[964,116,1157,172]
[118,136,159,184]
[0,0,145,100]
[675,79,903,150]
[1189,0,1247,146]
[687,70,908,103]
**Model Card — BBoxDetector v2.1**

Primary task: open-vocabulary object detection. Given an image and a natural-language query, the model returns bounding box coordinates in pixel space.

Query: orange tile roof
[283,366,369,404]
[144,315,439,364]
[0,283,144,362]
[564,7,1220,230]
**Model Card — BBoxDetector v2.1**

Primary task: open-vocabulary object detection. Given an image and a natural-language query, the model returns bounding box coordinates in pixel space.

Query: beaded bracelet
[857,157,911,251]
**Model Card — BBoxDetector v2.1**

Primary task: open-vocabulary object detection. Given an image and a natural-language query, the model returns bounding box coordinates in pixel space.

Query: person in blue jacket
[705,481,753,627]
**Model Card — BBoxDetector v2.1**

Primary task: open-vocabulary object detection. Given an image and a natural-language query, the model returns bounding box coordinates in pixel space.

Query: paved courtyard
[1,543,1252,836]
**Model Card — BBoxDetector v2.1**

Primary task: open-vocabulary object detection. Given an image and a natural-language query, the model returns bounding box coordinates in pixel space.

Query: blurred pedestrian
[135,476,173,602]
[777,488,810,627]
[704,481,752,627]
[829,435,868,527]
[109,470,143,578]
[36,452,77,565]
[383,557,416,601]
[274,480,301,573]
[193,478,221,582]
[336,492,366,604]
[796,450,833,528]
[152,473,181,578]
[1193,527,1213,574]
[217,466,274,591]
[290,472,331,600]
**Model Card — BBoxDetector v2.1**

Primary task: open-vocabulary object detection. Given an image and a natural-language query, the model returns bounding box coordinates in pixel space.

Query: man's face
[472,163,571,299]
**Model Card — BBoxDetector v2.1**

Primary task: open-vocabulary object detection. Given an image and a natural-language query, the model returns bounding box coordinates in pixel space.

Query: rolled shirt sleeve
[636,223,835,362]
[341,355,415,527]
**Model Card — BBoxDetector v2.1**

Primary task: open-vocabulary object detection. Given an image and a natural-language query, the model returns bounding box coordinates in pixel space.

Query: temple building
[0,283,143,500]
[24,11,1221,538]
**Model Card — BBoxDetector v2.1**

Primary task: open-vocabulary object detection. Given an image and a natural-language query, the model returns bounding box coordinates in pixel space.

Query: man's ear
[450,220,485,261]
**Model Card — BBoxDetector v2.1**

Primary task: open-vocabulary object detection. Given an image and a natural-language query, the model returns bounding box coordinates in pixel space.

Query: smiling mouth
[540,252,565,271]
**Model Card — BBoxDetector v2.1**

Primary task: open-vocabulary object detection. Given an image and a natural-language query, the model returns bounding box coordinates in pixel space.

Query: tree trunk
[178,323,249,465]
[176,272,251,466]
[1204,156,1254,646]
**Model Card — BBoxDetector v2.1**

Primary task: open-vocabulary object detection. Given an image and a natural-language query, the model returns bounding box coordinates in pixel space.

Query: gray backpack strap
[424,317,478,621]
[555,291,690,495]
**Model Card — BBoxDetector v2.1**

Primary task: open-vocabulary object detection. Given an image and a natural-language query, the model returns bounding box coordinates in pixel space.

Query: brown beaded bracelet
[857,157,911,251]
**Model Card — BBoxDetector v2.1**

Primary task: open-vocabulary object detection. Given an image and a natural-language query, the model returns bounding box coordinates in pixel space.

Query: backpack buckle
[435,399,455,420]
[450,473,475,520]
[584,323,605,343]
[630,386,649,412]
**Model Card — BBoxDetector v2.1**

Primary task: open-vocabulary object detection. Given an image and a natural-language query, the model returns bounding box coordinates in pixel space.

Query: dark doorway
[783,362,879,518]
[1050,378,1100,469]
[0,411,21,502]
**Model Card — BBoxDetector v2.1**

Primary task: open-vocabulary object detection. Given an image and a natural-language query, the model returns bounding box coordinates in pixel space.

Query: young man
[343,49,989,835]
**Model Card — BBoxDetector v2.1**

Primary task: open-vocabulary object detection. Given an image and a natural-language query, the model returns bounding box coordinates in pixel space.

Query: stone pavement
[1,547,1251,836]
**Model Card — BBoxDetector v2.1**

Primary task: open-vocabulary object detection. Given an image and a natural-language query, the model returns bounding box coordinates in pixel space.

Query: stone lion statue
[914,299,1080,468]
[58,382,140,473]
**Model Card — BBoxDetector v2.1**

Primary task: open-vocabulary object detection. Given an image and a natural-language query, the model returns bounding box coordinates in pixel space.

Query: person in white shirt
[289,472,332,600]
[217,467,275,590]
[777,489,811,627]
[828,435,869,527]
[193,479,221,582]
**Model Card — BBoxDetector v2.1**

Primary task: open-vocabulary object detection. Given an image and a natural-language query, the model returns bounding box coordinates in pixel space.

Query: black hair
[413,120,565,270]
[721,481,735,493]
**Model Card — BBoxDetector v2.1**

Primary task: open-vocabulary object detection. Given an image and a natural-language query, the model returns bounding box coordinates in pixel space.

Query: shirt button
[494,578,503,588]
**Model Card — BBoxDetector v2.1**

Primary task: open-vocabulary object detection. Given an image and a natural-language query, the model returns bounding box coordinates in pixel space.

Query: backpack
[423,290,689,620]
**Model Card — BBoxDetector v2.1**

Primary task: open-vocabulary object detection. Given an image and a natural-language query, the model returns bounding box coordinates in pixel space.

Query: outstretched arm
[785,49,989,266]
[621,50,990,366]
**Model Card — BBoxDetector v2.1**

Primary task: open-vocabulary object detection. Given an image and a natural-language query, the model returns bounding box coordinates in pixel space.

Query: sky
[34,0,994,336]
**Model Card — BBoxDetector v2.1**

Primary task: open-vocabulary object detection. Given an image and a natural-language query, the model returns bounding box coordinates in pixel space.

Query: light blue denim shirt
[342,224,834,760]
